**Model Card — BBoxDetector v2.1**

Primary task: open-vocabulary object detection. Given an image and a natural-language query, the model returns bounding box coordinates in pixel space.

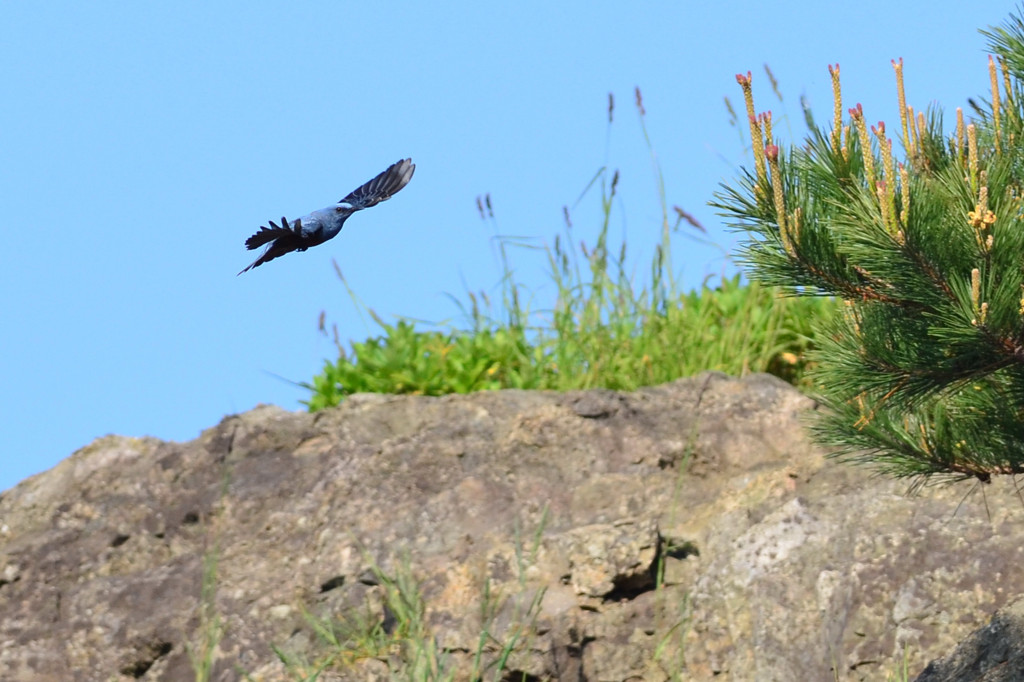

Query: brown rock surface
[1,372,1023,680]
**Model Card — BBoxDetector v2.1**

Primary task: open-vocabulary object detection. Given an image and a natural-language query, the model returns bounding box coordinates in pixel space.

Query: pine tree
[712,12,1024,485]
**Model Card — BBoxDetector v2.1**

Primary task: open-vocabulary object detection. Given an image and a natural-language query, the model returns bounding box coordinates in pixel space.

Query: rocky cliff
[2,372,1023,681]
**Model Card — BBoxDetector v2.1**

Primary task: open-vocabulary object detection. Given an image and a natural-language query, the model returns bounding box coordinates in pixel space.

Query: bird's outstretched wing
[340,158,416,210]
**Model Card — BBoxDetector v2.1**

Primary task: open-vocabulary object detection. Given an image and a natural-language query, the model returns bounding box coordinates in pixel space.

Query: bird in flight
[239,158,415,274]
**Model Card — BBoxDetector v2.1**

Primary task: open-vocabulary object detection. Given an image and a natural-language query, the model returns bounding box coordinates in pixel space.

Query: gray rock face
[914,597,1024,682]
[1,372,1023,680]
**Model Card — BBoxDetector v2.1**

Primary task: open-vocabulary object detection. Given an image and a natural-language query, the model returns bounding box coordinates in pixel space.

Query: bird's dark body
[239,158,415,274]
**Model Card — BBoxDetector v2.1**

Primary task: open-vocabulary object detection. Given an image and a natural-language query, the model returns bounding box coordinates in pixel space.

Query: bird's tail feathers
[244,217,302,250]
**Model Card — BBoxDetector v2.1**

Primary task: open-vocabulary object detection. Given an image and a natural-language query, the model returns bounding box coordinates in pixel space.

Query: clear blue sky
[1,1,1015,492]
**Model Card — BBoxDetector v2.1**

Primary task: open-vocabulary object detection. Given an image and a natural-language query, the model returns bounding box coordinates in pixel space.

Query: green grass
[187,472,230,682]
[268,519,549,681]
[303,93,837,411]
[186,545,224,682]
[305,271,833,411]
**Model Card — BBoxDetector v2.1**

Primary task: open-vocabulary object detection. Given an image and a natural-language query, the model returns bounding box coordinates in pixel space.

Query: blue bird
[239,158,415,274]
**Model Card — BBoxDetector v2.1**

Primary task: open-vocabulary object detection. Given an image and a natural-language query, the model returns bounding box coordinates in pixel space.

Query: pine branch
[714,12,1024,483]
